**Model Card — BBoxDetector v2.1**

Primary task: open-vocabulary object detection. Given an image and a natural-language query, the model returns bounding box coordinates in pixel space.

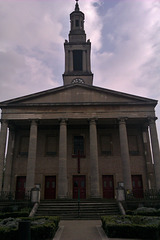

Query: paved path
[53,220,144,240]
[53,220,107,240]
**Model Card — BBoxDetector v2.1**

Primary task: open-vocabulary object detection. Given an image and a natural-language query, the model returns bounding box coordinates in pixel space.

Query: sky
[0,0,160,139]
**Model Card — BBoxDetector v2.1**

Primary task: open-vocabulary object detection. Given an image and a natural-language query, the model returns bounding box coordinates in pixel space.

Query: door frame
[44,176,56,200]
[102,175,115,199]
[15,176,26,200]
[73,175,86,199]
[132,175,144,198]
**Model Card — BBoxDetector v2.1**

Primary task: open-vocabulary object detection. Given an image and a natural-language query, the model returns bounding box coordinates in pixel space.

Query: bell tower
[63,0,93,85]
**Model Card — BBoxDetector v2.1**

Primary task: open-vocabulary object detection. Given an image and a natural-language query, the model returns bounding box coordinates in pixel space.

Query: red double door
[132,175,143,198]
[44,176,56,199]
[73,175,86,199]
[16,176,26,200]
[102,175,114,199]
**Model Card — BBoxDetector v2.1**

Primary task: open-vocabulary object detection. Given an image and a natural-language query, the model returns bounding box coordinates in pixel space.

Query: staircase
[35,199,120,219]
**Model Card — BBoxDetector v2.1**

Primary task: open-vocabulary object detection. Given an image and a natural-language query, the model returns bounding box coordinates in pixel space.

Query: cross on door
[73,150,85,173]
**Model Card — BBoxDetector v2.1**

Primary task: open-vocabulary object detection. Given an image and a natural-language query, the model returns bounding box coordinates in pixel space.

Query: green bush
[0,216,60,240]
[0,227,17,240]
[126,207,160,217]
[0,211,29,219]
[134,207,158,216]
[101,215,160,239]
[31,221,56,240]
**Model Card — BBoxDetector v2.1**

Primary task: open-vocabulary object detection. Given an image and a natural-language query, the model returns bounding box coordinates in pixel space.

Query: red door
[102,175,114,199]
[44,176,56,199]
[15,176,26,200]
[73,176,86,199]
[132,175,144,198]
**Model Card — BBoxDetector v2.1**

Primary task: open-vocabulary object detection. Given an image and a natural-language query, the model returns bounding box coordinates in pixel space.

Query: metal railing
[0,191,31,201]
[125,189,160,200]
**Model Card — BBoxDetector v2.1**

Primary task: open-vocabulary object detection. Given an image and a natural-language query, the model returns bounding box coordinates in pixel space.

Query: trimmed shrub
[134,207,157,216]
[0,211,29,219]
[101,215,160,239]
[126,207,160,217]
[0,227,17,240]
[0,216,60,240]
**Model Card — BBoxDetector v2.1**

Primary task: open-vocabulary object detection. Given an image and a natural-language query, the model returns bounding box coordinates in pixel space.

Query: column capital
[118,117,128,124]
[0,119,8,124]
[143,121,149,130]
[8,123,15,132]
[59,118,68,125]
[30,119,39,125]
[89,118,98,124]
[148,116,158,124]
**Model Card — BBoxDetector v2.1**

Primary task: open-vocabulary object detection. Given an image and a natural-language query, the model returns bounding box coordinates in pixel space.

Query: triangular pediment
[0,84,157,107]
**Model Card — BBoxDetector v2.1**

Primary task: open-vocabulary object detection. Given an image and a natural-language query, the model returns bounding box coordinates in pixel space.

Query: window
[45,135,57,156]
[73,50,83,71]
[128,135,139,156]
[100,135,112,155]
[75,19,79,27]
[73,136,84,156]
[19,136,29,156]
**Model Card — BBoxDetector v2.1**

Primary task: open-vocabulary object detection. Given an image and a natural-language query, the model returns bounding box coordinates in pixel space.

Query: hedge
[126,207,160,216]
[0,216,60,240]
[101,215,160,239]
[0,211,29,219]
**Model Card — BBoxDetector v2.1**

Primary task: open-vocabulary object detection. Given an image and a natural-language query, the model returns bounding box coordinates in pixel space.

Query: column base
[58,195,68,199]
[90,195,101,199]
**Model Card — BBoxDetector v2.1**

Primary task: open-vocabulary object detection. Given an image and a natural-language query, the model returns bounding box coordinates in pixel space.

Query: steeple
[75,0,80,11]
[63,0,93,86]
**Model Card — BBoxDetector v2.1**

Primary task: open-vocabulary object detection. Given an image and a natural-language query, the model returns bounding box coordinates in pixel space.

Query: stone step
[35,200,120,219]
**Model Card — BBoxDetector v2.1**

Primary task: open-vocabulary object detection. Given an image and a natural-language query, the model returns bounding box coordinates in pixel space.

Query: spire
[75,0,80,11]
[63,0,93,86]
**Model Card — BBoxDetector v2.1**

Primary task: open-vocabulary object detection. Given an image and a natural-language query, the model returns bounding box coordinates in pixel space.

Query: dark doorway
[73,175,86,199]
[15,176,26,200]
[132,175,144,198]
[102,175,114,199]
[44,176,56,199]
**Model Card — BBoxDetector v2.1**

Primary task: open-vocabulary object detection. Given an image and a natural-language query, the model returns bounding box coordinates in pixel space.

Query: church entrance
[102,175,114,199]
[15,176,26,200]
[132,175,144,198]
[44,176,56,199]
[73,175,86,199]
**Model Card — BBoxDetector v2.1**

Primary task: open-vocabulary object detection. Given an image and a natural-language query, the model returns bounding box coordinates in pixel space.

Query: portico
[0,104,160,200]
[0,0,160,200]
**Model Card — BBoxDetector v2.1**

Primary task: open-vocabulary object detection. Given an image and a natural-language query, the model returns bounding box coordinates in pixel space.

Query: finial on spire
[75,0,80,11]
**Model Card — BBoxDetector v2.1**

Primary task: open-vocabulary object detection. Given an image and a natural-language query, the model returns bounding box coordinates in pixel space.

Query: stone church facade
[0,1,160,200]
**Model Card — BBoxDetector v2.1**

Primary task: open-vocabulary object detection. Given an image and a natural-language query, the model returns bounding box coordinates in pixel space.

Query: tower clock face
[72,78,85,84]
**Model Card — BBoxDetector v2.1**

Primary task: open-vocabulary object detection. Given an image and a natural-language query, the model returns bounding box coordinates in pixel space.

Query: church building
[0,0,160,200]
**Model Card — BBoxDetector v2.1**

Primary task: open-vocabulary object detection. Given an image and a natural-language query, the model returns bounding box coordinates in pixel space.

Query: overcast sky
[0,0,160,139]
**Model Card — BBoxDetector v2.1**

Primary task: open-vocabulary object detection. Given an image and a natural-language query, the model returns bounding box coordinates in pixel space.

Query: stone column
[142,125,156,189]
[58,119,68,198]
[26,120,38,192]
[119,118,132,190]
[3,125,15,192]
[89,119,100,198]
[0,120,8,192]
[149,117,160,190]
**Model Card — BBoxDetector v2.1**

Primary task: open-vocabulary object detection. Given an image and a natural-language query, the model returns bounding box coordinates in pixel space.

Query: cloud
[91,0,160,137]
[0,0,100,101]
[92,0,160,95]
[0,0,160,139]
